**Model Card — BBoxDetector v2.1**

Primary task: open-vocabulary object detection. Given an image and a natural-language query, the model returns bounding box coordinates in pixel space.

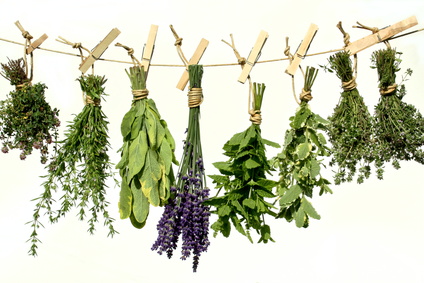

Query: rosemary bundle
[116,65,178,228]
[326,51,375,184]
[205,82,280,243]
[372,48,424,176]
[28,74,117,256]
[0,58,60,163]
[272,67,332,228]
[152,65,210,272]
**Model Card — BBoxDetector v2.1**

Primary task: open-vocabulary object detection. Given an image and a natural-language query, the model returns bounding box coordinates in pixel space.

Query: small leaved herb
[371,48,424,176]
[205,82,280,244]
[0,58,60,163]
[116,65,178,229]
[27,74,117,256]
[272,67,332,228]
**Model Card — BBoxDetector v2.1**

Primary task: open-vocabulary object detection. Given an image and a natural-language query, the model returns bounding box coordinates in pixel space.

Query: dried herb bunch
[205,83,280,244]
[116,65,178,229]
[0,58,60,163]
[27,74,117,256]
[272,67,332,228]
[326,51,375,184]
[152,65,210,272]
[371,48,424,176]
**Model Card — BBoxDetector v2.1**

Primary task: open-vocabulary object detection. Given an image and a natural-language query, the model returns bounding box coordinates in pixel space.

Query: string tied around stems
[85,94,101,106]
[342,77,358,91]
[380,84,397,96]
[249,109,262,125]
[338,21,359,92]
[188,87,203,108]
[132,89,149,101]
[300,88,313,102]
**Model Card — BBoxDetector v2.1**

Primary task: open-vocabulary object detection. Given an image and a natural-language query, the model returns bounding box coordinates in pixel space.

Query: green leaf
[128,131,148,181]
[131,178,150,224]
[230,215,247,237]
[245,158,260,169]
[116,142,129,170]
[208,174,229,184]
[255,189,275,198]
[155,117,166,148]
[135,99,146,117]
[227,131,245,145]
[262,138,280,148]
[296,142,312,160]
[118,176,132,219]
[213,161,234,175]
[295,206,305,228]
[310,159,320,178]
[131,115,143,140]
[145,110,157,148]
[121,107,136,138]
[279,184,302,204]
[301,197,321,220]
[292,105,311,129]
[140,149,162,206]
[240,125,256,149]
[256,179,278,190]
[283,131,293,148]
[218,205,231,217]
[159,140,172,175]
[242,198,256,209]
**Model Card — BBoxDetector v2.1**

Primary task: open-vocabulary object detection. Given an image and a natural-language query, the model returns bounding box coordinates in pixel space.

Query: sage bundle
[116,65,178,228]
[206,82,280,244]
[371,48,424,176]
[272,67,332,228]
[28,74,117,256]
[152,65,210,272]
[0,58,60,163]
[326,51,376,184]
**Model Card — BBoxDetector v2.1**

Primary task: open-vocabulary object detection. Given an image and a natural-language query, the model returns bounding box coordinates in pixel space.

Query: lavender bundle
[152,65,210,272]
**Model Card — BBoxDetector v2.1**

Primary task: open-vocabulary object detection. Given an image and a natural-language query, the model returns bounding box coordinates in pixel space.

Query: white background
[1,0,424,282]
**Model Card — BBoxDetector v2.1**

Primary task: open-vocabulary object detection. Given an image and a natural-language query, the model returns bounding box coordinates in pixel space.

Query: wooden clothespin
[238,30,269,84]
[141,24,158,75]
[15,21,48,54]
[171,25,209,91]
[285,23,318,76]
[79,28,121,74]
[345,16,418,55]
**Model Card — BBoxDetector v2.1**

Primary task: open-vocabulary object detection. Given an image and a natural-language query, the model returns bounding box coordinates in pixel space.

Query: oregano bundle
[28,74,117,256]
[0,58,60,163]
[272,67,332,228]
[371,48,424,177]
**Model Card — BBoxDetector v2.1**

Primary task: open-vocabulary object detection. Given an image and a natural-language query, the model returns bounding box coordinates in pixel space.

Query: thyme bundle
[116,65,178,228]
[371,48,424,176]
[326,51,376,184]
[205,82,280,243]
[28,74,117,256]
[0,58,60,163]
[152,65,210,272]
[272,67,332,228]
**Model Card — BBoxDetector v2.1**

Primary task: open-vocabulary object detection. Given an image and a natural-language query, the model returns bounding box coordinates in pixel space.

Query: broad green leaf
[218,205,231,217]
[156,118,166,148]
[318,133,327,145]
[295,207,305,228]
[314,114,330,126]
[131,115,143,140]
[159,140,172,174]
[130,212,146,229]
[228,131,245,145]
[118,176,132,219]
[128,131,148,181]
[162,120,176,151]
[121,107,136,138]
[147,99,160,117]
[242,198,256,209]
[255,189,275,198]
[256,179,277,190]
[140,149,161,206]
[301,197,321,220]
[213,161,233,175]
[259,224,272,243]
[131,178,150,224]
[240,125,256,149]
[245,158,260,169]
[208,174,229,184]
[145,110,157,148]
[262,138,280,148]
[283,131,293,148]
[296,142,312,160]
[310,159,320,178]
[115,142,129,170]
[230,215,247,237]
[279,184,302,204]
[231,200,248,219]
[308,128,322,148]
[292,106,311,129]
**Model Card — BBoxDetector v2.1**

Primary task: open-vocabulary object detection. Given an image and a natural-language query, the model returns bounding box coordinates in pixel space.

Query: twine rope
[338,21,359,92]
[342,77,358,91]
[188,87,203,108]
[115,42,141,66]
[85,94,100,106]
[132,89,149,101]
[249,109,262,125]
[170,25,189,68]
[300,88,313,102]
[15,22,34,82]
[353,21,391,48]
[285,37,302,105]
[380,84,397,96]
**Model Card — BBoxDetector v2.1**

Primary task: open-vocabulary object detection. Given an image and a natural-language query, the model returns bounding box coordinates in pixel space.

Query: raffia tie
[15,82,32,90]
[342,77,357,91]
[380,84,397,96]
[300,88,313,102]
[132,89,149,101]
[188,87,203,108]
[249,109,262,125]
[85,94,100,106]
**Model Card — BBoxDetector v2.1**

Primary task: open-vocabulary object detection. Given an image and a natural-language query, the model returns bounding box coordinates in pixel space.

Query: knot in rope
[238,57,246,65]
[72,42,82,49]
[85,94,101,106]
[22,31,33,40]
[284,45,293,61]
[187,87,203,108]
[380,84,397,96]
[249,109,262,125]
[342,77,357,91]
[174,37,183,46]
[132,89,149,101]
[300,88,313,102]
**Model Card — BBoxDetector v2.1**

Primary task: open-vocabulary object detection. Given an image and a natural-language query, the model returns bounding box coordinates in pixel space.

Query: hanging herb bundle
[27,74,117,256]
[0,58,60,163]
[371,48,424,175]
[116,65,178,228]
[205,82,280,244]
[272,67,332,228]
[325,51,376,184]
[152,64,210,272]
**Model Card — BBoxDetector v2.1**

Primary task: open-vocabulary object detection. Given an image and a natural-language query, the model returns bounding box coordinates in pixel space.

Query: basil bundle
[116,65,178,229]
[326,51,376,184]
[371,48,424,175]
[0,58,60,163]
[272,67,332,228]
[152,65,210,272]
[28,74,117,256]
[206,82,279,243]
